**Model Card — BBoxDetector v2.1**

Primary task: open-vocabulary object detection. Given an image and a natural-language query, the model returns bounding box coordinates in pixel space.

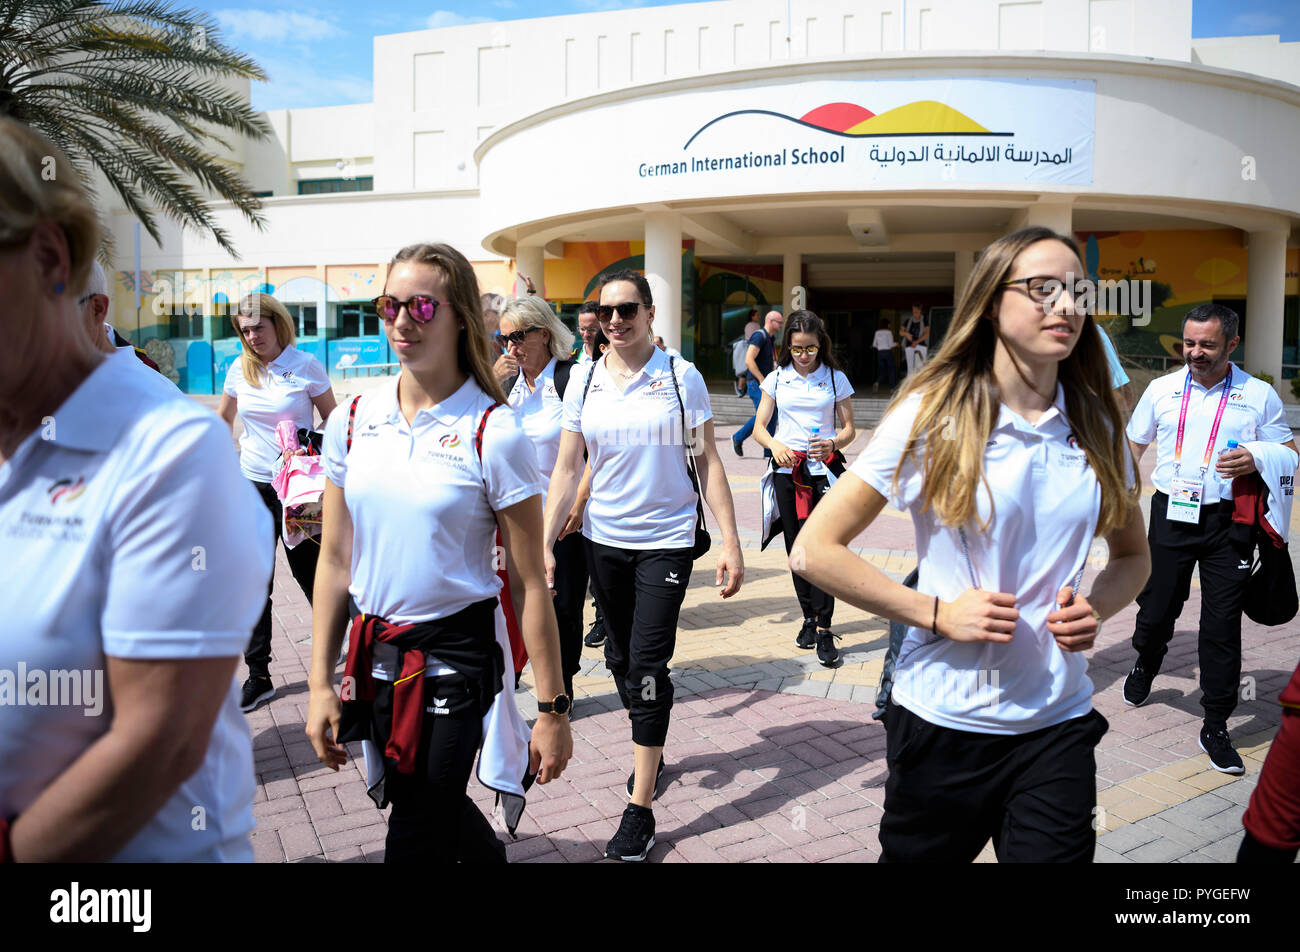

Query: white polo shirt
[0,353,272,861]
[110,346,179,397]
[507,357,566,486]
[873,330,895,350]
[224,345,331,482]
[1127,362,1290,504]
[562,348,712,550]
[577,349,595,366]
[323,375,543,625]
[760,363,854,473]
[851,386,1111,735]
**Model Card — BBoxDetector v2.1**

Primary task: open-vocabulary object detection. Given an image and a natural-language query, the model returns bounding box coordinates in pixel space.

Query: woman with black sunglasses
[752,310,856,667]
[217,292,337,713]
[542,270,745,862]
[306,243,572,863]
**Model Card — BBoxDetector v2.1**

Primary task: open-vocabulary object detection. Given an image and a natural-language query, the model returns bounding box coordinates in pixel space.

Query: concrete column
[515,243,545,298]
[1245,228,1287,391]
[953,249,975,306]
[783,249,802,314]
[644,210,682,350]
[1016,202,1073,237]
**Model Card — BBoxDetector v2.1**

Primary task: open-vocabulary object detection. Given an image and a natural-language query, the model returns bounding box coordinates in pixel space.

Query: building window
[251,190,274,198]
[285,303,318,337]
[167,307,204,339]
[335,301,378,338]
[297,177,374,195]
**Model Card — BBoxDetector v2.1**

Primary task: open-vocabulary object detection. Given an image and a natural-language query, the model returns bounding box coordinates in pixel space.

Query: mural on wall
[1079,229,1300,372]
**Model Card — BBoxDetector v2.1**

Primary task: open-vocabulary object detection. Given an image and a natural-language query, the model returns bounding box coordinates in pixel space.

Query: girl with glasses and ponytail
[796,227,1150,862]
[306,243,571,863]
[752,310,857,667]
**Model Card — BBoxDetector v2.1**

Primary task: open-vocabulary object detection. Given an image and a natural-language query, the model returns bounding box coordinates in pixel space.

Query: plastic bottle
[810,424,821,461]
[1219,439,1238,457]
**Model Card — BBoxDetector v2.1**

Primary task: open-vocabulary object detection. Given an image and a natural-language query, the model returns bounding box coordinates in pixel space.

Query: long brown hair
[888,227,1137,536]
[389,243,505,404]
[232,292,296,389]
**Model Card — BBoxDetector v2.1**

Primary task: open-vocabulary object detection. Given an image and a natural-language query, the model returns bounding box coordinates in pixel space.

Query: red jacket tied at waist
[790,450,841,520]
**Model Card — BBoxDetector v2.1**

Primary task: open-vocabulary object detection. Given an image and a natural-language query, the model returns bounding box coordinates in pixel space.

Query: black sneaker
[626,756,667,801]
[605,804,656,861]
[1199,724,1245,775]
[240,676,275,712]
[584,620,606,648]
[731,438,743,457]
[795,618,817,650]
[1122,658,1156,707]
[816,629,840,667]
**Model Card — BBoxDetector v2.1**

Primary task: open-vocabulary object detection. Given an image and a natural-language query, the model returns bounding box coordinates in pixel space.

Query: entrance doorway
[805,289,953,391]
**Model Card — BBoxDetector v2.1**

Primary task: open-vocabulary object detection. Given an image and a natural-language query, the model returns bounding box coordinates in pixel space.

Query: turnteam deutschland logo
[48,477,86,504]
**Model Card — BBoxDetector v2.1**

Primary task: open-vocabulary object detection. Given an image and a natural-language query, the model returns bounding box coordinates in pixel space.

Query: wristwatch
[537,693,571,717]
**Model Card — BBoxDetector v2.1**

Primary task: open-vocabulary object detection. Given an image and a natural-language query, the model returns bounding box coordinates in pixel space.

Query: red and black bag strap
[474,401,503,462]
[345,394,362,453]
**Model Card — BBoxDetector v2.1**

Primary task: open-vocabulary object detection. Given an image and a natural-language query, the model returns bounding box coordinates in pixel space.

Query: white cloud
[214,8,343,43]
[425,10,495,29]
[250,57,372,111]
[1229,12,1284,33]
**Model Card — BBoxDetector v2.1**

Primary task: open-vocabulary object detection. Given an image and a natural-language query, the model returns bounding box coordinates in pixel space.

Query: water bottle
[1219,439,1238,458]
[809,424,821,461]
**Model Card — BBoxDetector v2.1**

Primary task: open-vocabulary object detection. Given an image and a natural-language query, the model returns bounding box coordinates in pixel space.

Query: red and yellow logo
[438,433,461,448]
[48,476,85,504]
[685,100,1006,148]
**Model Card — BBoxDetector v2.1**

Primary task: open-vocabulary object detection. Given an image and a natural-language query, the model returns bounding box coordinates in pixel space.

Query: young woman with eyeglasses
[752,310,856,667]
[217,293,337,713]
[795,228,1150,862]
[541,269,745,862]
[305,243,572,863]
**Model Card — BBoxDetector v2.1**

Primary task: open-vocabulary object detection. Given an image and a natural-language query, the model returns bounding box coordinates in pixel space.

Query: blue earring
[54,282,65,294]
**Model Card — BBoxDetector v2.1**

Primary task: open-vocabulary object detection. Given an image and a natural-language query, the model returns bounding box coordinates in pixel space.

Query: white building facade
[100,0,1300,394]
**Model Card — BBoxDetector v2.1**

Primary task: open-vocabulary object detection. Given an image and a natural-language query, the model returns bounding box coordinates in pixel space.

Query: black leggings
[551,531,588,697]
[586,540,693,747]
[772,471,835,628]
[246,479,319,677]
[382,672,505,864]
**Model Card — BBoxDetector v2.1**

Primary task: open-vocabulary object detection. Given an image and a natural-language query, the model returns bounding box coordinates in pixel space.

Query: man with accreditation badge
[1123,304,1298,774]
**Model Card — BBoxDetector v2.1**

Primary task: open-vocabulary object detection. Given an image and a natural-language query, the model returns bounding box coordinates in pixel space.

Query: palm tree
[0,0,271,256]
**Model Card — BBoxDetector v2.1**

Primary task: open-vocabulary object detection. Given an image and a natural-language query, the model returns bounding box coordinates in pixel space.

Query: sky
[195,0,1300,112]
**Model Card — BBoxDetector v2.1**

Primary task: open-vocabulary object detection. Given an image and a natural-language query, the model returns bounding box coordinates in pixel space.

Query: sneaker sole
[1198,737,1245,775]
[1121,691,1150,708]
[584,637,606,648]
[241,686,276,712]
[607,835,655,862]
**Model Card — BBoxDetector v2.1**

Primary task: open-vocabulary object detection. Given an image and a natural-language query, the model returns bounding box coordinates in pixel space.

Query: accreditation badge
[1166,475,1204,524]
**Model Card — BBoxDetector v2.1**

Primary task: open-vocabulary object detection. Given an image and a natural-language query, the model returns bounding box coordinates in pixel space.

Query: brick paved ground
[240,414,1300,863]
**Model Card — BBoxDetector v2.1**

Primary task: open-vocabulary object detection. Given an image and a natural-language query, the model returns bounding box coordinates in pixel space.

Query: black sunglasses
[595,302,646,322]
[494,327,542,346]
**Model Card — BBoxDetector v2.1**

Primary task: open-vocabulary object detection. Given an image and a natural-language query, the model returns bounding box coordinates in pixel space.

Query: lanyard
[1173,366,1231,477]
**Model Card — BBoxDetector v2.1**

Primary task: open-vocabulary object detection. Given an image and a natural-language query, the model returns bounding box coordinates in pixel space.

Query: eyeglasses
[788,345,819,357]
[495,327,541,346]
[1000,276,1084,304]
[595,302,645,322]
[372,294,440,323]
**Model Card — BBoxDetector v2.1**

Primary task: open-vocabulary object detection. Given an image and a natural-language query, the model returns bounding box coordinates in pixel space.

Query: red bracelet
[0,817,13,863]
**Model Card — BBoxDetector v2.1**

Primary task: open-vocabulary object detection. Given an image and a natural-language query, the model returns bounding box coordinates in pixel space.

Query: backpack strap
[474,401,503,463]
[345,394,362,453]
[667,356,707,528]
[579,355,601,411]
[554,359,573,400]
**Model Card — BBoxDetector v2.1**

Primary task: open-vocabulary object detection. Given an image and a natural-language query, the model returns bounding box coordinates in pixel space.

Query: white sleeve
[222,360,241,397]
[305,357,331,398]
[1126,382,1157,444]
[102,411,273,658]
[1259,386,1292,444]
[833,370,855,399]
[481,408,545,511]
[847,394,924,510]
[561,362,592,433]
[679,362,714,428]
[760,371,778,398]
[322,397,351,488]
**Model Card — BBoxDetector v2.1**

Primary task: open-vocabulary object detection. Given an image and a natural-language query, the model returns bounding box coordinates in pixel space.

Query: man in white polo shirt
[1124,303,1297,774]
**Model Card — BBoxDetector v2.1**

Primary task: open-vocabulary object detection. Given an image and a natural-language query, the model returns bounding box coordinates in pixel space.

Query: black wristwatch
[537,693,571,717]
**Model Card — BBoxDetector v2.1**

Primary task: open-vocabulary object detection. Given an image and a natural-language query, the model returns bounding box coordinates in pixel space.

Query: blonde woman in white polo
[798,227,1150,863]
[218,293,337,713]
